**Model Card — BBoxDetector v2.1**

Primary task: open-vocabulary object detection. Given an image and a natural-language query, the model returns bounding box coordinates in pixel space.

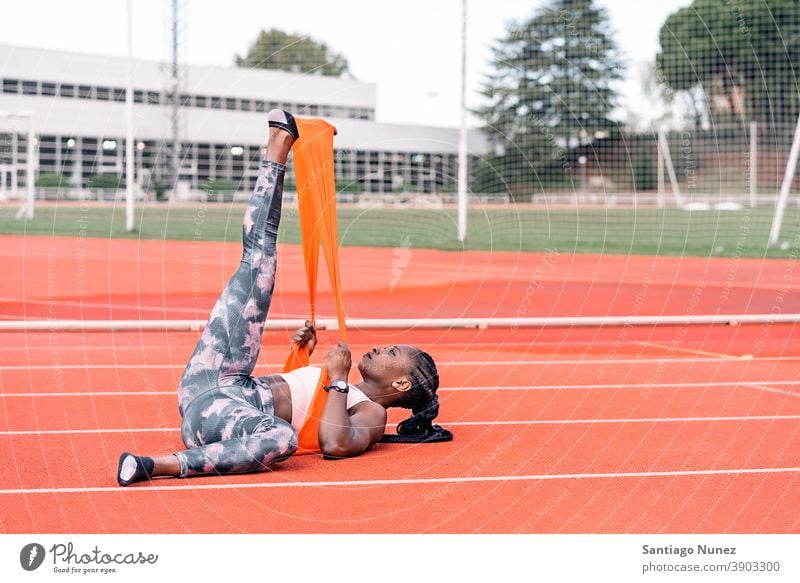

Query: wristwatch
[324,379,349,394]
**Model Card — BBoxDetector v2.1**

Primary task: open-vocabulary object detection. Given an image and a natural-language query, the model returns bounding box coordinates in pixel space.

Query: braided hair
[380,349,453,444]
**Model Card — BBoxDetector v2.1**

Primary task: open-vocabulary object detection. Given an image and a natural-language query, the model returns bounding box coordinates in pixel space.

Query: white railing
[2,314,800,332]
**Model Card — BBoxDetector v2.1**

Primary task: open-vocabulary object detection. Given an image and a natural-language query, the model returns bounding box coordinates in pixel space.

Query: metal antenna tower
[164,0,186,191]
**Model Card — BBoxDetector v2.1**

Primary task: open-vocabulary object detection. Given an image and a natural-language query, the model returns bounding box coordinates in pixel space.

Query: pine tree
[474,0,624,197]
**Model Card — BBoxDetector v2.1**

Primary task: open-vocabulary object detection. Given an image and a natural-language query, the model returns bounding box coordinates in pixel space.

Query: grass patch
[1,203,798,258]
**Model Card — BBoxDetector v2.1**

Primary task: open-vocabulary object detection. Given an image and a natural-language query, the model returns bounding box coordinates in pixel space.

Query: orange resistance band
[281,117,346,454]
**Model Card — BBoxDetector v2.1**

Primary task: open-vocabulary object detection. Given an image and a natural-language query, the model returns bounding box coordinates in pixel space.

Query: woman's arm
[318,342,387,458]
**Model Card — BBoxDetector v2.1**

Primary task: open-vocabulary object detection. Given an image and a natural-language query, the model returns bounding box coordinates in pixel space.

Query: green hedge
[200,179,236,193]
[35,173,69,188]
[87,174,122,190]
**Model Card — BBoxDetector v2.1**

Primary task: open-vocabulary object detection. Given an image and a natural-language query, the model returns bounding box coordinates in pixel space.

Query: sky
[0,0,692,128]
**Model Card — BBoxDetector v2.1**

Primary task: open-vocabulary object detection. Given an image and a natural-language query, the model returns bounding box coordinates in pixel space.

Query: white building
[0,44,486,199]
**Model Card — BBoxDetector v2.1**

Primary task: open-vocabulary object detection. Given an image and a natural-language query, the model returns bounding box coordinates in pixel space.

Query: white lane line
[633,340,743,360]
[447,381,799,392]
[1,381,797,398]
[0,391,177,397]
[0,298,208,315]
[2,467,798,495]
[744,384,800,398]
[1,427,176,435]
[5,355,800,371]
[0,340,672,352]
[3,415,799,436]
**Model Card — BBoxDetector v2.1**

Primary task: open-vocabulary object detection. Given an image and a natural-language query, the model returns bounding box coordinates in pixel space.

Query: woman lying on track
[117,110,451,486]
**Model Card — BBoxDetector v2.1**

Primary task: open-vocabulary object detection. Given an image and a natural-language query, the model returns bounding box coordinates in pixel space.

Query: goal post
[0,110,35,220]
[456,0,468,242]
[657,129,685,208]
[768,111,800,247]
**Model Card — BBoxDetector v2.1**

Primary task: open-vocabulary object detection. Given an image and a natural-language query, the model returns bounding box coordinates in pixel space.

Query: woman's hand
[291,320,317,355]
[325,341,352,381]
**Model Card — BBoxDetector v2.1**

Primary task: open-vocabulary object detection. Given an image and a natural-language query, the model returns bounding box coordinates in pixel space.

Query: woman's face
[357,344,416,386]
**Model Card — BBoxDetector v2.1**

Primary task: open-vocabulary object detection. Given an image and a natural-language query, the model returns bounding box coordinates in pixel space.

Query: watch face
[334,380,348,390]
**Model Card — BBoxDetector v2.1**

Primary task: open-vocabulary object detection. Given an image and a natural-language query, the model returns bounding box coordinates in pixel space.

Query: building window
[41,82,57,96]
[59,84,75,98]
[180,94,191,107]
[96,87,111,101]
[240,99,252,112]
[146,91,160,105]
[39,135,57,156]
[113,88,126,102]
[224,97,237,110]
[254,100,266,113]
[22,80,38,95]
[78,85,93,99]
[195,95,207,108]
[2,79,19,94]
[211,97,222,110]
[134,90,144,103]
[81,137,97,155]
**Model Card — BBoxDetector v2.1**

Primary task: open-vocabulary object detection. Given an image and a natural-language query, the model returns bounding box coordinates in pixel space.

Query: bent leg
[177,160,286,415]
[174,424,297,477]
[117,394,297,486]
[175,395,297,477]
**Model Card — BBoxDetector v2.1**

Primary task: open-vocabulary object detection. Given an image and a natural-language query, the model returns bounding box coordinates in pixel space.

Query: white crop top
[278,366,371,432]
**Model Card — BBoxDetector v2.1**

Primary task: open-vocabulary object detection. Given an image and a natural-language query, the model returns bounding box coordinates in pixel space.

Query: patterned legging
[174,159,298,478]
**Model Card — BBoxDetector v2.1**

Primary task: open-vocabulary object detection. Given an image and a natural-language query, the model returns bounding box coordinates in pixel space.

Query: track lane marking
[3,415,799,436]
[6,355,800,371]
[1,467,798,495]
[633,340,744,360]
[743,383,800,398]
[2,380,797,398]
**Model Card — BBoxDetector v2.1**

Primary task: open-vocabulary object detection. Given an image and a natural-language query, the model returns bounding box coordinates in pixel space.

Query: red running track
[1,235,799,533]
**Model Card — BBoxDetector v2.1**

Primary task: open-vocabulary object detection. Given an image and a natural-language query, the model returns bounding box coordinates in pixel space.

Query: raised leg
[116,117,299,488]
[177,128,294,416]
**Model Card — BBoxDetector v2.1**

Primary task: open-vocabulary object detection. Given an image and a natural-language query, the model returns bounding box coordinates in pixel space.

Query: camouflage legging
[174,159,298,477]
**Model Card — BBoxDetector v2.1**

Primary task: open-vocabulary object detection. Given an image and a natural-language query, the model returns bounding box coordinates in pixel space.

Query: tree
[235,29,351,77]
[656,0,800,126]
[476,0,624,197]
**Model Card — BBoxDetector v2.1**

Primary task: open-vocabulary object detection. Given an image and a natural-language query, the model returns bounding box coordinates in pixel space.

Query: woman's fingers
[292,331,309,345]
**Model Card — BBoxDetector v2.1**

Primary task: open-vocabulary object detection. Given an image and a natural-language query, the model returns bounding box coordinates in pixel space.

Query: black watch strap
[324,380,349,394]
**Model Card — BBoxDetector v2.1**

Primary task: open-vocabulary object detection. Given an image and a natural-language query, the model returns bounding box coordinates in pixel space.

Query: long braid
[380,349,453,444]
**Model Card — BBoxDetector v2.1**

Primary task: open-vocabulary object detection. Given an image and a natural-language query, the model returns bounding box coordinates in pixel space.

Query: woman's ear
[391,378,412,392]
